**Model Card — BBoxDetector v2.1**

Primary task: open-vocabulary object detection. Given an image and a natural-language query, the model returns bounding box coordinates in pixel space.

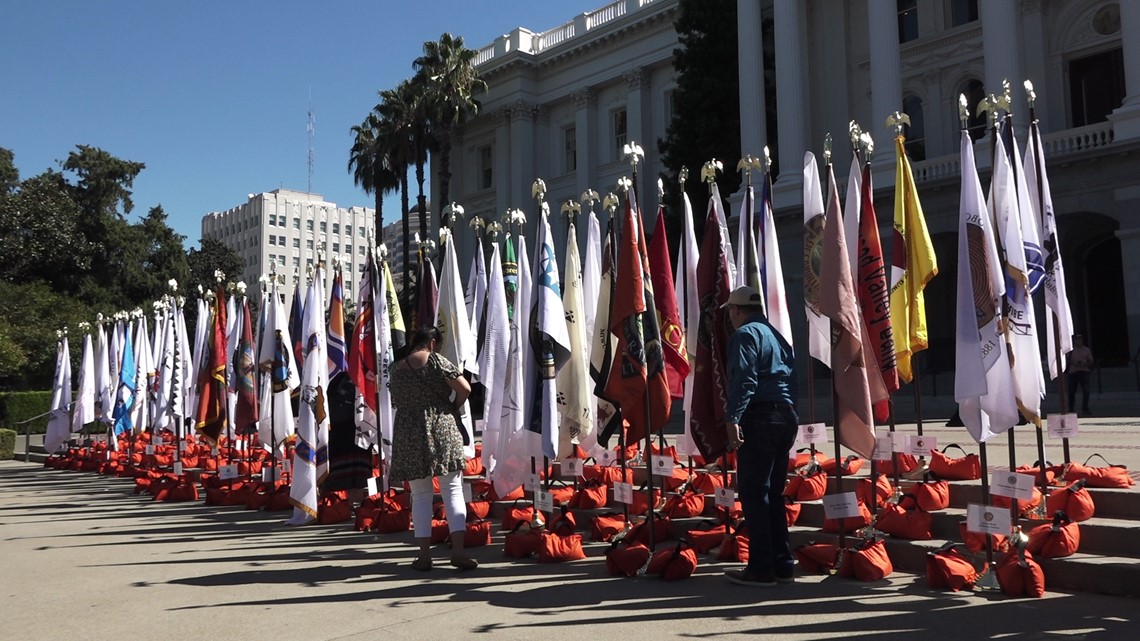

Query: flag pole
[678,167,696,480]
[702,158,735,516]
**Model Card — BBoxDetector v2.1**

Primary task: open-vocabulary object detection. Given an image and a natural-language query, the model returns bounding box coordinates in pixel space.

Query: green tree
[0,147,18,195]
[377,82,419,299]
[348,111,400,238]
[0,170,92,289]
[414,33,487,211]
[0,281,92,391]
[186,237,244,332]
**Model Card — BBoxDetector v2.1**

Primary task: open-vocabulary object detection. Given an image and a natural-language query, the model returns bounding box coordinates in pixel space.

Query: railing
[12,409,52,463]
[1041,121,1114,156]
[538,21,576,50]
[473,43,496,67]
[911,156,960,183]
[586,0,627,30]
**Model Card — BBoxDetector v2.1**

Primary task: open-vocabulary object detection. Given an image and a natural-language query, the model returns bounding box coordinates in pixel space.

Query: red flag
[349,253,378,412]
[689,196,734,460]
[819,165,876,459]
[648,205,690,398]
[856,163,899,422]
[604,197,671,444]
[233,297,259,434]
[195,286,228,444]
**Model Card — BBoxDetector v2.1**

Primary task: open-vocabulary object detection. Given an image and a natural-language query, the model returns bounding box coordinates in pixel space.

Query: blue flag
[112,330,137,437]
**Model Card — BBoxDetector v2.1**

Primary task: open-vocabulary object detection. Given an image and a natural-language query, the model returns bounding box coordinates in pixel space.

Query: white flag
[1025,124,1074,380]
[131,315,152,435]
[577,211,604,457]
[44,337,73,454]
[71,332,95,433]
[709,183,737,289]
[257,282,299,452]
[528,210,571,460]
[94,324,112,426]
[464,235,487,379]
[477,240,510,473]
[556,221,592,458]
[492,234,534,497]
[955,131,1019,443]
[437,230,477,458]
[758,174,793,348]
[844,153,862,275]
[288,271,329,525]
[803,152,832,367]
[674,189,700,457]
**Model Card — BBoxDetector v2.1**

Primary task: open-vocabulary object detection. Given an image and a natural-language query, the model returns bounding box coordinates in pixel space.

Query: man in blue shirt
[720,286,798,587]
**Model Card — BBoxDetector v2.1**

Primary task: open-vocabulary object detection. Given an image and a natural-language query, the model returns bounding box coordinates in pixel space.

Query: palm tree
[414,33,487,214]
[376,82,419,302]
[348,111,399,239]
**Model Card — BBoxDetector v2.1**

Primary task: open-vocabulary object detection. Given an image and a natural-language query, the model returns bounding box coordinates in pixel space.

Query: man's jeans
[736,402,799,576]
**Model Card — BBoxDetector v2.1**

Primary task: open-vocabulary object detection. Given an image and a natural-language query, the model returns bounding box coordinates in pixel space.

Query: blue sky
[1,1,605,246]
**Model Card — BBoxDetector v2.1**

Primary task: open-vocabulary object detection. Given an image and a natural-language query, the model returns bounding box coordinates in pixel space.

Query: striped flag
[327,268,349,379]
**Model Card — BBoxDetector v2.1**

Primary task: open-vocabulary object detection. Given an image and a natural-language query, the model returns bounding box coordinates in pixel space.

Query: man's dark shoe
[775,567,795,583]
[725,568,777,587]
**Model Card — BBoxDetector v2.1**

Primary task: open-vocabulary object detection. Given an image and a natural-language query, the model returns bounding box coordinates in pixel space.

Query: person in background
[322,327,372,508]
[1067,334,1094,416]
[720,286,799,587]
[389,326,475,571]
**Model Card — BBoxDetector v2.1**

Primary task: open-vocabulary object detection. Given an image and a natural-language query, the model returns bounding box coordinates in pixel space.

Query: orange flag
[648,205,690,398]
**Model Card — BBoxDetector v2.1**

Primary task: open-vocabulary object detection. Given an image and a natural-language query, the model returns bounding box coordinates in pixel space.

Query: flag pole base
[974,563,1000,591]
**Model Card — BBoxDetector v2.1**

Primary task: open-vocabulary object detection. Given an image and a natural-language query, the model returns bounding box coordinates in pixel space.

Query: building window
[564,126,577,173]
[293,256,300,267]
[307,239,314,250]
[306,220,314,231]
[359,246,366,256]
[359,227,366,238]
[1069,48,1125,128]
[268,236,276,246]
[333,223,340,235]
[949,0,978,27]
[613,108,628,159]
[269,214,277,226]
[664,89,676,125]
[346,244,353,256]
[278,235,285,246]
[957,78,987,142]
[320,221,327,233]
[293,238,300,248]
[898,0,918,43]
[293,217,300,229]
[346,225,353,238]
[333,243,340,253]
[902,95,926,161]
[479,145,493,190]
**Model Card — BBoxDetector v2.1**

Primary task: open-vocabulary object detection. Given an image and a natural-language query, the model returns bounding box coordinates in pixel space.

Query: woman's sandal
[412,556,433,572]
[450,556,478,571]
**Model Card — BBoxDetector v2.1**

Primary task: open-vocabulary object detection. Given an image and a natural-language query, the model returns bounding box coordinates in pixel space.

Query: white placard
[890,431,908,453]
[211,446,220,457]
[990,470,1037,500]
[798,422,828,445]
[462,482,473,503]
[281,459,291,475]
[872,436,893,461]
[524,473,540,492]
[366,476,379,497]
[599,450,617,467]
[821,492,862,520]
[218,464,239,480]
[262,467,278,483]
[613,482,634,505]
[1048,413,1080,439]
[715,487,736,509]
[562,458,583,478]
[535,490,554,512]
[144,444,155,455]
[967,503,1012,535]
[650,454,673,477]
[105,450,112,461]
[172,461,183,476]
[906,435,937,457]
[235,438,246,451]
[474,419,485,434]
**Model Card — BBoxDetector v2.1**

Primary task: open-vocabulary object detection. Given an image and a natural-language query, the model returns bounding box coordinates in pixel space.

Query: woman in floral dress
[389,326,476,571]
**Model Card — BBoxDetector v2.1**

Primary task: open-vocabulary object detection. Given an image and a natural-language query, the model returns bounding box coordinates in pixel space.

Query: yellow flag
[889,136,938,382]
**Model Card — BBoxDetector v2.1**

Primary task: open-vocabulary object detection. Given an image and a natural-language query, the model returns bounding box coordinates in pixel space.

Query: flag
[648,205,690,398]
[174,300,194,438]
[503,232,520,320]
[195,290,228,444]
[955,130,1019,442]
[491,234,534,497]
[736,184,762,292]
[232,297,259,434]
[673,187,701,458]
[527,209,571,460]
[437,228,477,458]
[757,172,793,347]
[289,271,330,525]
[112,329,136,439]
[803,152,832,366]
[224,292,240,440]
[577,209,603,457]
[415,248,439,331]
[257,282,299,451]
[689,186,735,460]
[889,135,938,382]
[349,253,379,423]
[189,298,208,415]
[289,279,305,373]
[844,153,862,275]
[604,195,671,446]
[478,239,510,473]
[154,299,184,436]
[131,315,153,435]
[384,258,407,354]
[94,324,111,425]
[372,259,399,466]
[327,268,349,379]
[855,161,899,421]
[819,163,877,459]
[992,120,1045,426]
[71,332,95,434]
[556,220,593,457]
[1025,121,1074,380]
[589,223,623,451]
[44,336,73,454]
[465,234,488,379]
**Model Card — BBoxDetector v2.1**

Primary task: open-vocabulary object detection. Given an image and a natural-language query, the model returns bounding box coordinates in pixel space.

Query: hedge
[0,391,52,435]
[0,428,15,460]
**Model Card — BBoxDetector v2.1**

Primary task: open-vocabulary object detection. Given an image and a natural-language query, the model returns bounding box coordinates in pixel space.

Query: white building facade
[201,189,375,297]
[441,0,1139,373]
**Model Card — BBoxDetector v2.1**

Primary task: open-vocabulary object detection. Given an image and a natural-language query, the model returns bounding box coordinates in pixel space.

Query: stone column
[572,88,597,201]
[1115,227,1140,361]
[980,0,1024,110]
[738,0,767,157]
[1109,1,1140,140]
[868,0,903,147]
[509,101,535,215]
[773,0,806,181]
[1021,0,1054,127]
[493,108,511,217]
[624,67,651,202]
